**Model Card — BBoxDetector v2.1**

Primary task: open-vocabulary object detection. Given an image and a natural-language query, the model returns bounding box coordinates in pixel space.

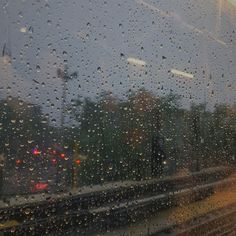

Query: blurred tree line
[71,89,236,185]
[0,89,235,188]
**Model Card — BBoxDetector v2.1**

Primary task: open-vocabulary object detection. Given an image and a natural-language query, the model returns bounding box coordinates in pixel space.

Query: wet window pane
[0,0,236,235]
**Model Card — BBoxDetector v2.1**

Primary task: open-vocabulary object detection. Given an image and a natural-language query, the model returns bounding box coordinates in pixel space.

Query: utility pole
[57,66,78,129]
[57,66,77,189]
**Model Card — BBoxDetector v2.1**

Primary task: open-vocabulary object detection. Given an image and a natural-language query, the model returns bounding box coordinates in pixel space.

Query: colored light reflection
[171,69,194,79]
[51,158,57,165]
[34,183,48,191]
[60,153,65,159]
[127,57,146,66]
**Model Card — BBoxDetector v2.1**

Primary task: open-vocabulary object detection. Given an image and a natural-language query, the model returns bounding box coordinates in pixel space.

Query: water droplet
[24,208,31,215]
[18,11,23,18]
[36,65,41,72]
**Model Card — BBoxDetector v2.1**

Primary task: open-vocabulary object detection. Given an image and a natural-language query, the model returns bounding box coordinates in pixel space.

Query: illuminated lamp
[75,159,81,165]
[33,148,41,155]
[60,153,65,159]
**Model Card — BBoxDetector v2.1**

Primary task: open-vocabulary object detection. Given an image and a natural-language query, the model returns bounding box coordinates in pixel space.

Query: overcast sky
[1,0,236,124]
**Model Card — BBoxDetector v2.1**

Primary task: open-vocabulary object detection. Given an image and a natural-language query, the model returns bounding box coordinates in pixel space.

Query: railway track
[154,202,236,236]
[0,166,235,235]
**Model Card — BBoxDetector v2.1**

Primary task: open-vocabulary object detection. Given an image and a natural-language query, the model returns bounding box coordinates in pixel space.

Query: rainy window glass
[1,0,236,235]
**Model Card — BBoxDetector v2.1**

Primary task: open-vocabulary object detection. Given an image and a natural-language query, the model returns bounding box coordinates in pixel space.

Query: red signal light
[33,148,41,155]
[60,153,65,159]
[16,159,22,165]
[75,159,81,165]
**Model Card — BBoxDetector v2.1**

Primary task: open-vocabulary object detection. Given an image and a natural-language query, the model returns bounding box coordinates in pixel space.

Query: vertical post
[61,76,66,129]
[193,114,201,171]
[57,67,78,190]
[216,0,222,35]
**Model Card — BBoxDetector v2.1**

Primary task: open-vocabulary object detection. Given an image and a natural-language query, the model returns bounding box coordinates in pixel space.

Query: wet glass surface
[0,0,236,235]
